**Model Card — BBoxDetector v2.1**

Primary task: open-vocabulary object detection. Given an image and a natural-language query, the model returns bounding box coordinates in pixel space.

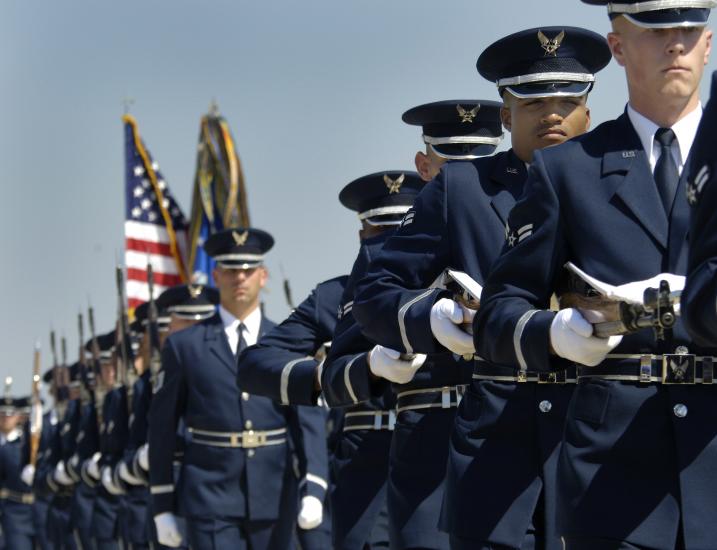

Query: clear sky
[2,0,715,392]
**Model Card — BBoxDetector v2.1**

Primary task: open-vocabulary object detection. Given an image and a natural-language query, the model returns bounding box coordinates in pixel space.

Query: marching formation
[5,1,717,549]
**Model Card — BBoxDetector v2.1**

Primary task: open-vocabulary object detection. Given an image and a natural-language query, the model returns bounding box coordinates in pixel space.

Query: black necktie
[654,127,679,215]
[235,323,247,359]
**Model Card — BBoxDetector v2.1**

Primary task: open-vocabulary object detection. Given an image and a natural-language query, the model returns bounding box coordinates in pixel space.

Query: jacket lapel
[489,150,527,226]
[205,314,237,375]
[603,113,668,250]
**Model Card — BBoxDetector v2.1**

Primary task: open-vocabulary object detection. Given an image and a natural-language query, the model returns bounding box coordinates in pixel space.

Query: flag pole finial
[209,99,220,117]
[122,96,135,115]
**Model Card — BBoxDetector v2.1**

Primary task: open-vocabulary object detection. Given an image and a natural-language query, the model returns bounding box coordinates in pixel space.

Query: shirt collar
[627,102,702,166]
[218,304,262,341]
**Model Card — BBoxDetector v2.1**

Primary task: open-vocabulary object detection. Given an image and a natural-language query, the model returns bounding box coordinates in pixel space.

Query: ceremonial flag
[187,108,250,284]
[123,114,188,312]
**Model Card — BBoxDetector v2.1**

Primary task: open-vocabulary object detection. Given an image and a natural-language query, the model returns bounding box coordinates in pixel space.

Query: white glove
[550,308,623,367]
[368,346,426,384]
[608,273,685,305]
[54,461,73,486]
[429,298,476,356]
[154,512,185,548]
[118,461,144,486]
[137,442,149,472]
[297,495,324,530]
[20,464,35,487]
[101,466,124,495]
[86,452,101,481]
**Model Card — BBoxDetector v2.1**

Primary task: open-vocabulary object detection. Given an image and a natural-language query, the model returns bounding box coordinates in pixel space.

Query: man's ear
[259,266,269,288]
[607,31,625,67]
[584,106,591,132]
[500,105,512,132]
[414,151,434,181]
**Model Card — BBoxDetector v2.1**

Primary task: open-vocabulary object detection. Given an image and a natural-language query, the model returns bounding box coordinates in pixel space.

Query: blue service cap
[84,330,116,361]
[339,171,424,226]
[134,301,171,332]
[14,397,31,414]
[204,228,275,269]
[0,395,15,415]
[478,26,611,98]
[582,0,715,28]
[157,284,219,321]
[402,100,504,160]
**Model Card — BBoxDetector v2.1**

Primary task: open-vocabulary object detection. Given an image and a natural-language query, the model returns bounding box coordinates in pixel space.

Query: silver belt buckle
[639,355,652,383]
[517,369,528,383]
[441,387,452,408]
[662,354,696,384]
[703,357,714,384]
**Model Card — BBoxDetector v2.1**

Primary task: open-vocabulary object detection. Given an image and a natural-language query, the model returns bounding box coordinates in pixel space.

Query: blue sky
[1,0,714,391]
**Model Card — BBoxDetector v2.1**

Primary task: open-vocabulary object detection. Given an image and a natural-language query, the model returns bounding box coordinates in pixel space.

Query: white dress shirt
[218,305,262,355]
[627,103,702,176]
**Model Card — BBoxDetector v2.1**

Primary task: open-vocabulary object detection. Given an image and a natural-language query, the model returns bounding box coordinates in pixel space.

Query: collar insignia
[232,230,249,246]
[538,29,565,57]
[456,104,480,123]
[384,173,405,194]
[188,285,203,299]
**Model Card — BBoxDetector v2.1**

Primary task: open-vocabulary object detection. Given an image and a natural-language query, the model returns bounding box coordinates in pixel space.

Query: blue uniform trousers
[187,517,294,550]
[47,495,77,550]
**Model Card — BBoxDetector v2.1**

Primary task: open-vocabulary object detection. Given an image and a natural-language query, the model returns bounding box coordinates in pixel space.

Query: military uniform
[476,5,715,548]
[34,407,59,550]
[683,72,717,345]
[352,31,610,549]
[0,401,35,550]
[149,227,311,549]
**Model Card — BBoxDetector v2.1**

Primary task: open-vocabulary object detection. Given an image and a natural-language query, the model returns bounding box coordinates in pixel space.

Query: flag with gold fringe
[123,114,188,312]
[187,105,250,284]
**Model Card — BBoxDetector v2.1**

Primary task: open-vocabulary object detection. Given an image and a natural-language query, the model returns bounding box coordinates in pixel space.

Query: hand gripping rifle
[146,263,163,389]
[559,275,679,341]
[29,342,42,467]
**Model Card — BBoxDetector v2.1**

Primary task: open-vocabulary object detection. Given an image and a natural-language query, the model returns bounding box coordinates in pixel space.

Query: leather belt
[579,353,716,384]
[396,385,467,414]
[188,427,287,448]
[343,410,396,432]
[0,489,34,504]
[473,364,577,384]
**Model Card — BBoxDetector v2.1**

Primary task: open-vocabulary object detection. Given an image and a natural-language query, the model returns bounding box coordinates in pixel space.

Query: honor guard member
[352,29,609,550]
[313,171,421,549]
[119,287,217,549]
[32,370,61,550]
[0,396,36,549]
[682,71,717,345]
[322,102,502,550]
[43,363,84,550]
[91,331,130,550]
[149,228,309,550]
[475,4,714,549]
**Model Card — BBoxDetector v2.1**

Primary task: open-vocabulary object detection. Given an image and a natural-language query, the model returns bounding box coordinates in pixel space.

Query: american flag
[123,114,188,312]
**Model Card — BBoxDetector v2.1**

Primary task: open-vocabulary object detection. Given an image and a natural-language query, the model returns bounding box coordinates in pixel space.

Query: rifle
[115,266,135,411]
[280,264,295,311]
[77,313,90,405]
[146,263,163,388]
[29,342,42,467]
[88,305,104,427]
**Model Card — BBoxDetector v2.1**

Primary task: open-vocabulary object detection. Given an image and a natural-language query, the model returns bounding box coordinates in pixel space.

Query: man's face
[0,414,20,434]
[609,18,712,106]
[501,94,591,163]
[100,361,116,388]
[212,265,267,309]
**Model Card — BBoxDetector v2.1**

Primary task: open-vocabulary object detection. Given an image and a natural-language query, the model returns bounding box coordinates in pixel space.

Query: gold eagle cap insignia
[188,284,203,299]
[456,104,480,123]
[384,173,405,194]
[232,230,249,246]
[537,29,565,57]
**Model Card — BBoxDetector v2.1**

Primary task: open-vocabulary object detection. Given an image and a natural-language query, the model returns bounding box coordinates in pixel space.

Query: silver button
[673,404,688,418]
[244,420,253,430]
[675,346,689,355]
[241,392,250,401]
[247,449,255,458]
[539,400,552,413]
